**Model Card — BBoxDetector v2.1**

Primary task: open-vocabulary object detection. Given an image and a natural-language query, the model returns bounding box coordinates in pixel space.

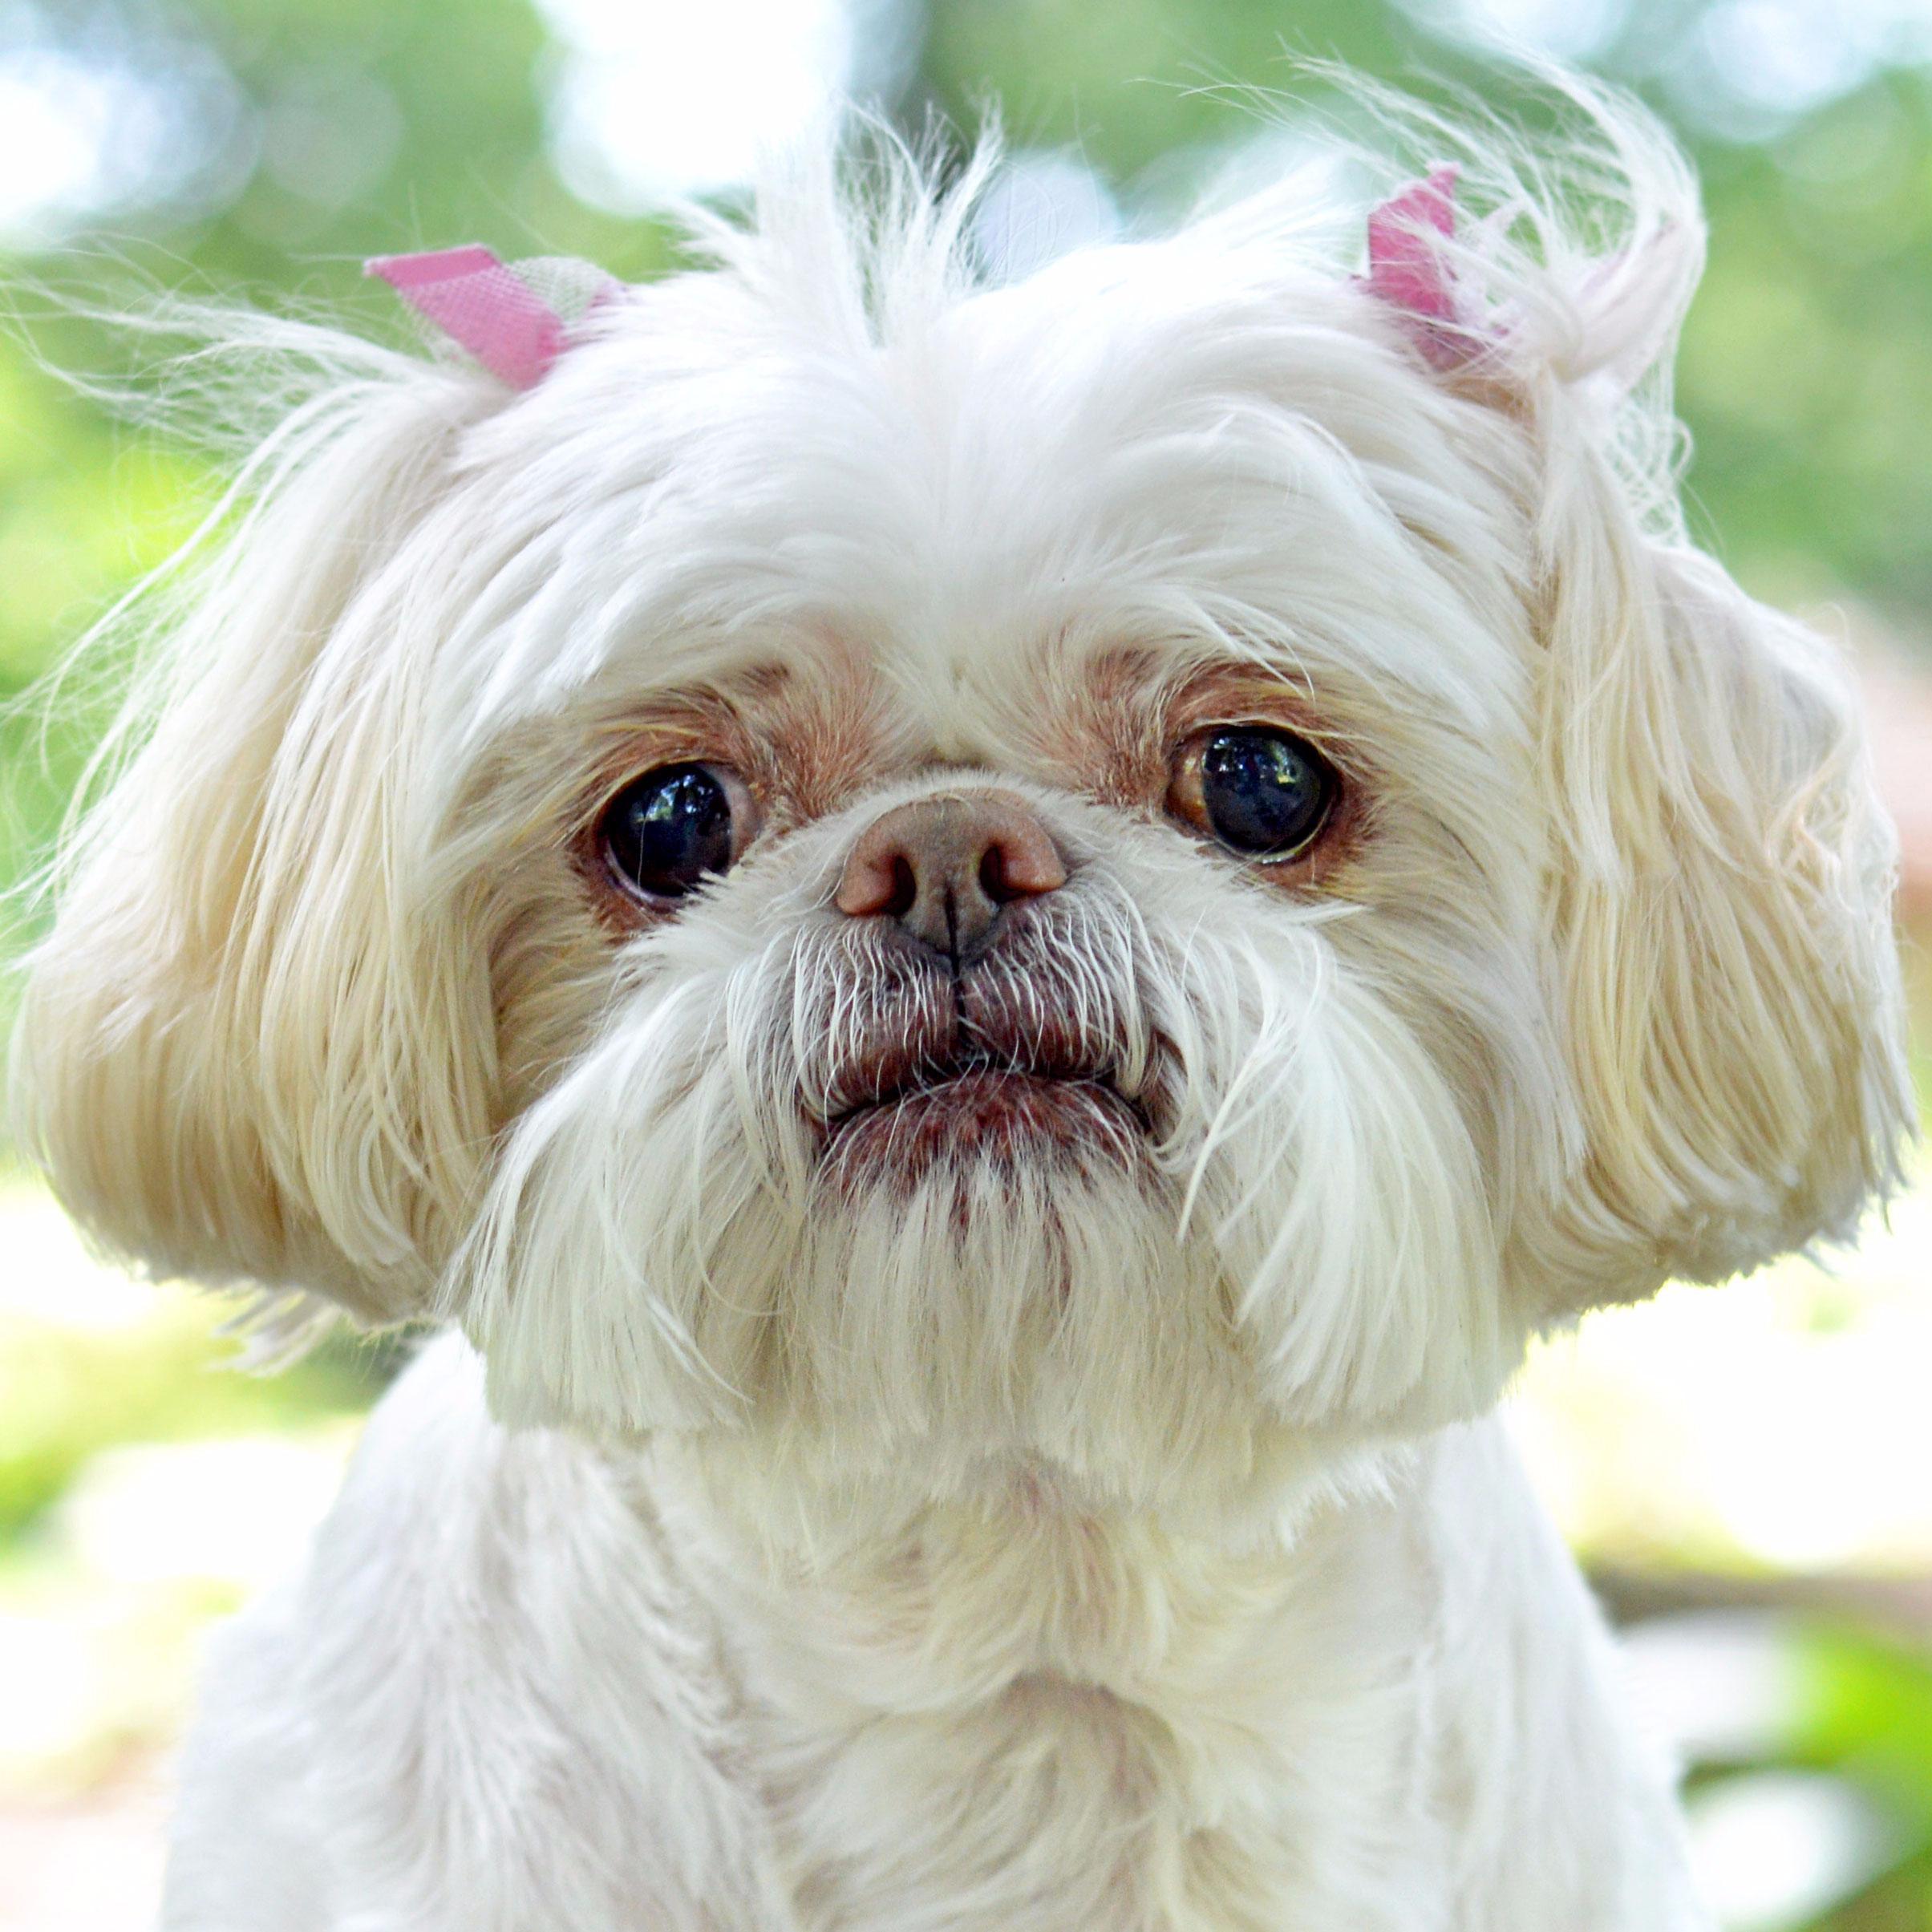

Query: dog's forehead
[453,247,1529,754]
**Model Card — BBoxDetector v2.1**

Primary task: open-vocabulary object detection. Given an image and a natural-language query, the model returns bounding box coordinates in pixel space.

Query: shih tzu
[12,74,1910,1932]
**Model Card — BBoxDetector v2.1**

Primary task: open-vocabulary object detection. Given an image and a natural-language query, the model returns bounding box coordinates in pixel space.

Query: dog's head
[14,91,1910,1519]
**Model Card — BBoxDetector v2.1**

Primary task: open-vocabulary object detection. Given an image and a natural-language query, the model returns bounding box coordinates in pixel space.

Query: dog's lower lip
[820,1067,1144,1172]
[828,1065,1124,1123]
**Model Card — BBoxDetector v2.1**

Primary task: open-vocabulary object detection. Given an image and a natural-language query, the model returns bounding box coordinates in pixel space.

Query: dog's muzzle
[813,789,1149,1185]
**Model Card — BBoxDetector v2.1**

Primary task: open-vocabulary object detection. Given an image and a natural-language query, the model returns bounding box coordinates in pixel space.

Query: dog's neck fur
[654,1451,1386,1706]
[174,1335,1707,1931]
[635,1431,1467,1922]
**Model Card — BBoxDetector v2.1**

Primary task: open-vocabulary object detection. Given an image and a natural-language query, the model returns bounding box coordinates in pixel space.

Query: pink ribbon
[366,245,571,390]
[1361,167,1468,369]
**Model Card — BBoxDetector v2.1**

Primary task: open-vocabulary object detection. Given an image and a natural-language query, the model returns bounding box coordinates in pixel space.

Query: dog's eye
[1169,726,1339,862]
[597,763,751,901]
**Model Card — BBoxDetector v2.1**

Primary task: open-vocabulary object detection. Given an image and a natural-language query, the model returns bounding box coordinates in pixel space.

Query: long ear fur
[1528,456,1912,1306]
[1385,83,1918,1306]
[9,328,500,1333]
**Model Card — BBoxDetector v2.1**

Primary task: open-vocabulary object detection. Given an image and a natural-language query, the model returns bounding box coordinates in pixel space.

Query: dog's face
[15,128,1910,1522]
[444,249,1568,1511]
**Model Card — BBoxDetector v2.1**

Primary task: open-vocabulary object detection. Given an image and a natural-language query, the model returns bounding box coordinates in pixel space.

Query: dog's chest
[705,1505,1437,1932]
[757,1676,1322,1932]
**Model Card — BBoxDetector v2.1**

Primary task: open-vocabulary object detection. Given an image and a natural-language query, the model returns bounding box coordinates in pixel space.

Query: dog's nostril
[885,854,919,921]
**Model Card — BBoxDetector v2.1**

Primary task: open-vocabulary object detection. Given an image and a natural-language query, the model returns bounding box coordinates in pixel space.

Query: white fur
[10,75,1911,1930]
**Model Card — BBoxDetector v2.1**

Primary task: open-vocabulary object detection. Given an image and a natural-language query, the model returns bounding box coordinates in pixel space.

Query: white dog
[12,75,1910,1931]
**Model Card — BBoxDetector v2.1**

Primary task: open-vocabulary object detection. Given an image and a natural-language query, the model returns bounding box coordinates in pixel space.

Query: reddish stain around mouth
[820,1068,1144,1191]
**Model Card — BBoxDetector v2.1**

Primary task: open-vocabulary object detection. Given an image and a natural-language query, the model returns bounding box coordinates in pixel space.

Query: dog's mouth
[817,1053,1148,1185]
[803,917,1156,1190]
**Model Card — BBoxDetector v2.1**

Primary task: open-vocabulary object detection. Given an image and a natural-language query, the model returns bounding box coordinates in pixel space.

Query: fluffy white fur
[10,75,1912,1931]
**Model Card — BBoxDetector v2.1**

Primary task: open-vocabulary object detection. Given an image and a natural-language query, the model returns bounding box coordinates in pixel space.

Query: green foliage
[0,1303,399,1540]
[1679,72,1932,606]
[1784,1626,1932,1929]
[914,0,1426,174]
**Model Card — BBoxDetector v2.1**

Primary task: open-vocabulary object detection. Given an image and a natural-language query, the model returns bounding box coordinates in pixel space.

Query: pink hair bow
[1360,167,1469,370]
[366,245,618,389]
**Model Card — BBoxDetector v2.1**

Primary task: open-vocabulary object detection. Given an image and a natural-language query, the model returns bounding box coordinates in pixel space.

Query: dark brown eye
[597,763,751,901]
[1170,726,1339,862]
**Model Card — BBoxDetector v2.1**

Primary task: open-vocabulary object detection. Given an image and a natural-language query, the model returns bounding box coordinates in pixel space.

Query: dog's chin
[818,1067,1146,1193]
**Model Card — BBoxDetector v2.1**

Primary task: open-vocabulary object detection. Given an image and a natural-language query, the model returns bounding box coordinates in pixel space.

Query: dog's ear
[10,355,500,1331]
[1528,480,1912,1306]
[1363,132,1914,1306]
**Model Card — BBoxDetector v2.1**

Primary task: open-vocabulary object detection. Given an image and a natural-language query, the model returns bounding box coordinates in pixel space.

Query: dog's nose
[835,792,1067,961]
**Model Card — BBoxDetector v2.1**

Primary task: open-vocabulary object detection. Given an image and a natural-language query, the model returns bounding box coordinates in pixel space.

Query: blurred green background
[2,2,1930,1928]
